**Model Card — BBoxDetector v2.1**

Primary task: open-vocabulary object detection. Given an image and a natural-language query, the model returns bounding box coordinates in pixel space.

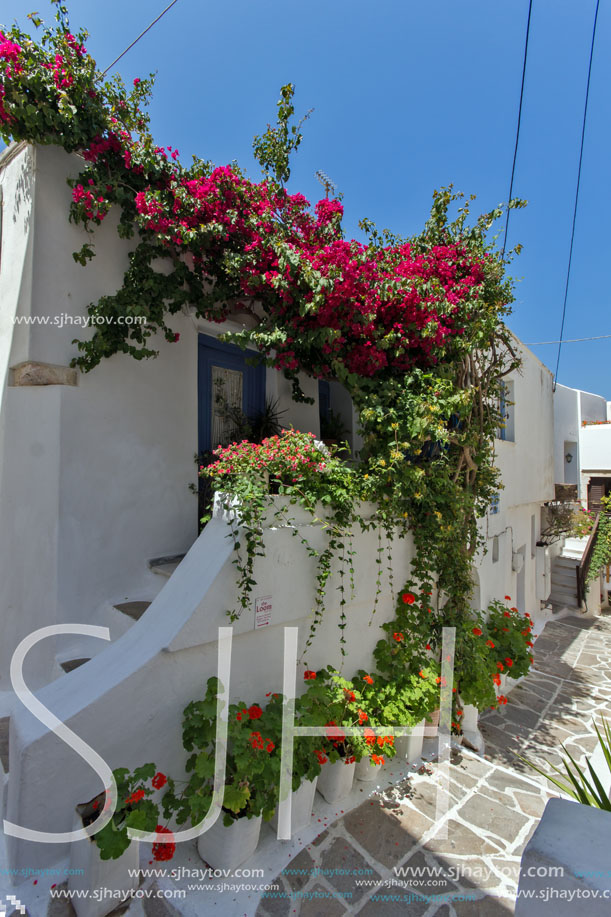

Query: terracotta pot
[270,776,318,836]
[316,758,356,804]
[197,813,262,870]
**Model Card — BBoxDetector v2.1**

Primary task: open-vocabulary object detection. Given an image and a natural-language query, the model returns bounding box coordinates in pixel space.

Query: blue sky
[5,0,611,395]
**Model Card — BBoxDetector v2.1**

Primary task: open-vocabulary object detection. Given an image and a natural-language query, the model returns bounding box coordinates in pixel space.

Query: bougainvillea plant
[1,3,527,666]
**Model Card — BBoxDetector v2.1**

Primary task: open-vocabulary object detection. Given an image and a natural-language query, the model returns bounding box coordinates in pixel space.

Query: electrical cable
[502,0,534,257]
[552,0,601,391]
[101,0,181,76]
[527,333,611,345]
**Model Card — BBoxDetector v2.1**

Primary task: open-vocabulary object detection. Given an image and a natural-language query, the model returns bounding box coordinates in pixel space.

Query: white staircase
[549,537,588,611]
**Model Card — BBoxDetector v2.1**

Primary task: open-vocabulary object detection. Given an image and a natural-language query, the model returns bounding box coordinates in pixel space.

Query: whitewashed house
[552,382,611,608]
[0,142,556,875]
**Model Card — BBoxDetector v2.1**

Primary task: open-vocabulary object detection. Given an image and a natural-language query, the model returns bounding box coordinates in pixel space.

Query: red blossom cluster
[248,731,274,753]
[206,430,326,480]
[152,825,175,862]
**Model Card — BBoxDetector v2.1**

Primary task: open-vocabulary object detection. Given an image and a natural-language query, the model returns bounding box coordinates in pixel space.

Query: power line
[502,0,533,256]
[552,0,601,391]
[527,333,611,345]
[101,0,181,77]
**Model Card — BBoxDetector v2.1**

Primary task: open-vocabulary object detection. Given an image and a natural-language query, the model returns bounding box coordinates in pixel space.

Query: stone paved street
[255,612,611,916]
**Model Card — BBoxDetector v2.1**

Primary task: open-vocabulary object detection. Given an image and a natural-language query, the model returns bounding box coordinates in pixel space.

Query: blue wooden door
[198,334,265,454]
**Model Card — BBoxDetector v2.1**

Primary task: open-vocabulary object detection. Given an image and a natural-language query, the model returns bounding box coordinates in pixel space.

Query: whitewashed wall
[580,424,611,473]
[481,343,555,613]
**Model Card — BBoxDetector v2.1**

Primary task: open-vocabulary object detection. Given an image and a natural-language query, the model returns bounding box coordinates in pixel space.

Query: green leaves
[252,83,311,185]
[520,719,611,811]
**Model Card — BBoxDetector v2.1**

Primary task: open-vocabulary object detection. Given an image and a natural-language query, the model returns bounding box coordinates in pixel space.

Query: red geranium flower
[402,592,416,605]
[505,658,513,667]
[486,640,495,648]
[472,627,483,636]
[504,595,511,601]
[363,674,374,685]
[304,670,316,680]
[371,754,384,766]
[393,632,404,642]
[358,709,368,724]
[248,705,263,720]
[125,789,145,806]
[151,772,167,790]
[152,825,175,862]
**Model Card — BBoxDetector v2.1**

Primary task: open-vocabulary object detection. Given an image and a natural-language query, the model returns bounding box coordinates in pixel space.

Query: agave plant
[520,719,611,810]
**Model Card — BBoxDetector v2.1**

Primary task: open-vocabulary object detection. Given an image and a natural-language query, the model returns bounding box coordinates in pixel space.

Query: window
[492,535,499,563]
[497,380,515,442]
[489,494,500,515]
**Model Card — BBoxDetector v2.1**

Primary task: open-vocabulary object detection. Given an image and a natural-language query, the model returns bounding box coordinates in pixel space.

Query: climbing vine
[1,3,526,672]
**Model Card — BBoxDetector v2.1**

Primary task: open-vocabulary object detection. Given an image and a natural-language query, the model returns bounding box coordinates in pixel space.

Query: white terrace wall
[0,143,319,691]
[6,503,414,872]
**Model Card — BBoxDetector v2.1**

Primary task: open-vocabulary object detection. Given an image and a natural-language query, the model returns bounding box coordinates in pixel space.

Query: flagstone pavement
[254,612,611,917]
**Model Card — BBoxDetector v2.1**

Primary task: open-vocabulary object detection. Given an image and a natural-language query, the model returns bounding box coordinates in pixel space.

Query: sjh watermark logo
[4,624,457,847]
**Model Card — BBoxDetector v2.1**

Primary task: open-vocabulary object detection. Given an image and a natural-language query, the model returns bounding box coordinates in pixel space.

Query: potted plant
[270,681,323,835]
[69,765,170,917]
[297,667,372,803]
[162,678,282,870]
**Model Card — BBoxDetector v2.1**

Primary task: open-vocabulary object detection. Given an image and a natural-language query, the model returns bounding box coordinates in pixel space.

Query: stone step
[551,571,579,588]
[563,536,588,557]
[114,601,151,621]
[554,556,579,569]
[550,582,578,599]
[59,658,91,674]
[549,592,579,609]
[149,553,185,579]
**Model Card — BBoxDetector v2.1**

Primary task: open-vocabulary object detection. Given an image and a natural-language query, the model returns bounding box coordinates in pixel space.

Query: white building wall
[580,425,611,473]
[495,341,555,511]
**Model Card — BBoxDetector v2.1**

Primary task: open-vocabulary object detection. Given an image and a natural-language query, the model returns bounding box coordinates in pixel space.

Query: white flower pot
[68,834,139,917]
[270,776,318,835]
[316,758,356,804]
[197,813,262,870]
[355,758,383,782]
[461,703,479,734]
[395,719,425,763]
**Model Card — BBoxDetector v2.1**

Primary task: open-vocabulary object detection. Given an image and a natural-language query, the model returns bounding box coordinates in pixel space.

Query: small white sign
[255,595,272,629]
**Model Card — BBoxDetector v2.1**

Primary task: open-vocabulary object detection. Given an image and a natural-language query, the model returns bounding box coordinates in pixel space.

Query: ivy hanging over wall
[1,3,529,701]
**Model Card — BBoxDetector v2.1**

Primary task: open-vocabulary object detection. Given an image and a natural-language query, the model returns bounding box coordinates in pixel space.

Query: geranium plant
[162,678,284,828]
[79,764,171,861]
[296,667,377,766]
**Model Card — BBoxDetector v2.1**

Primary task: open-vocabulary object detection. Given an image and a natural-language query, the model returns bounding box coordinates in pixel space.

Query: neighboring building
[553,382,609,506]
[0,143,556,873]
